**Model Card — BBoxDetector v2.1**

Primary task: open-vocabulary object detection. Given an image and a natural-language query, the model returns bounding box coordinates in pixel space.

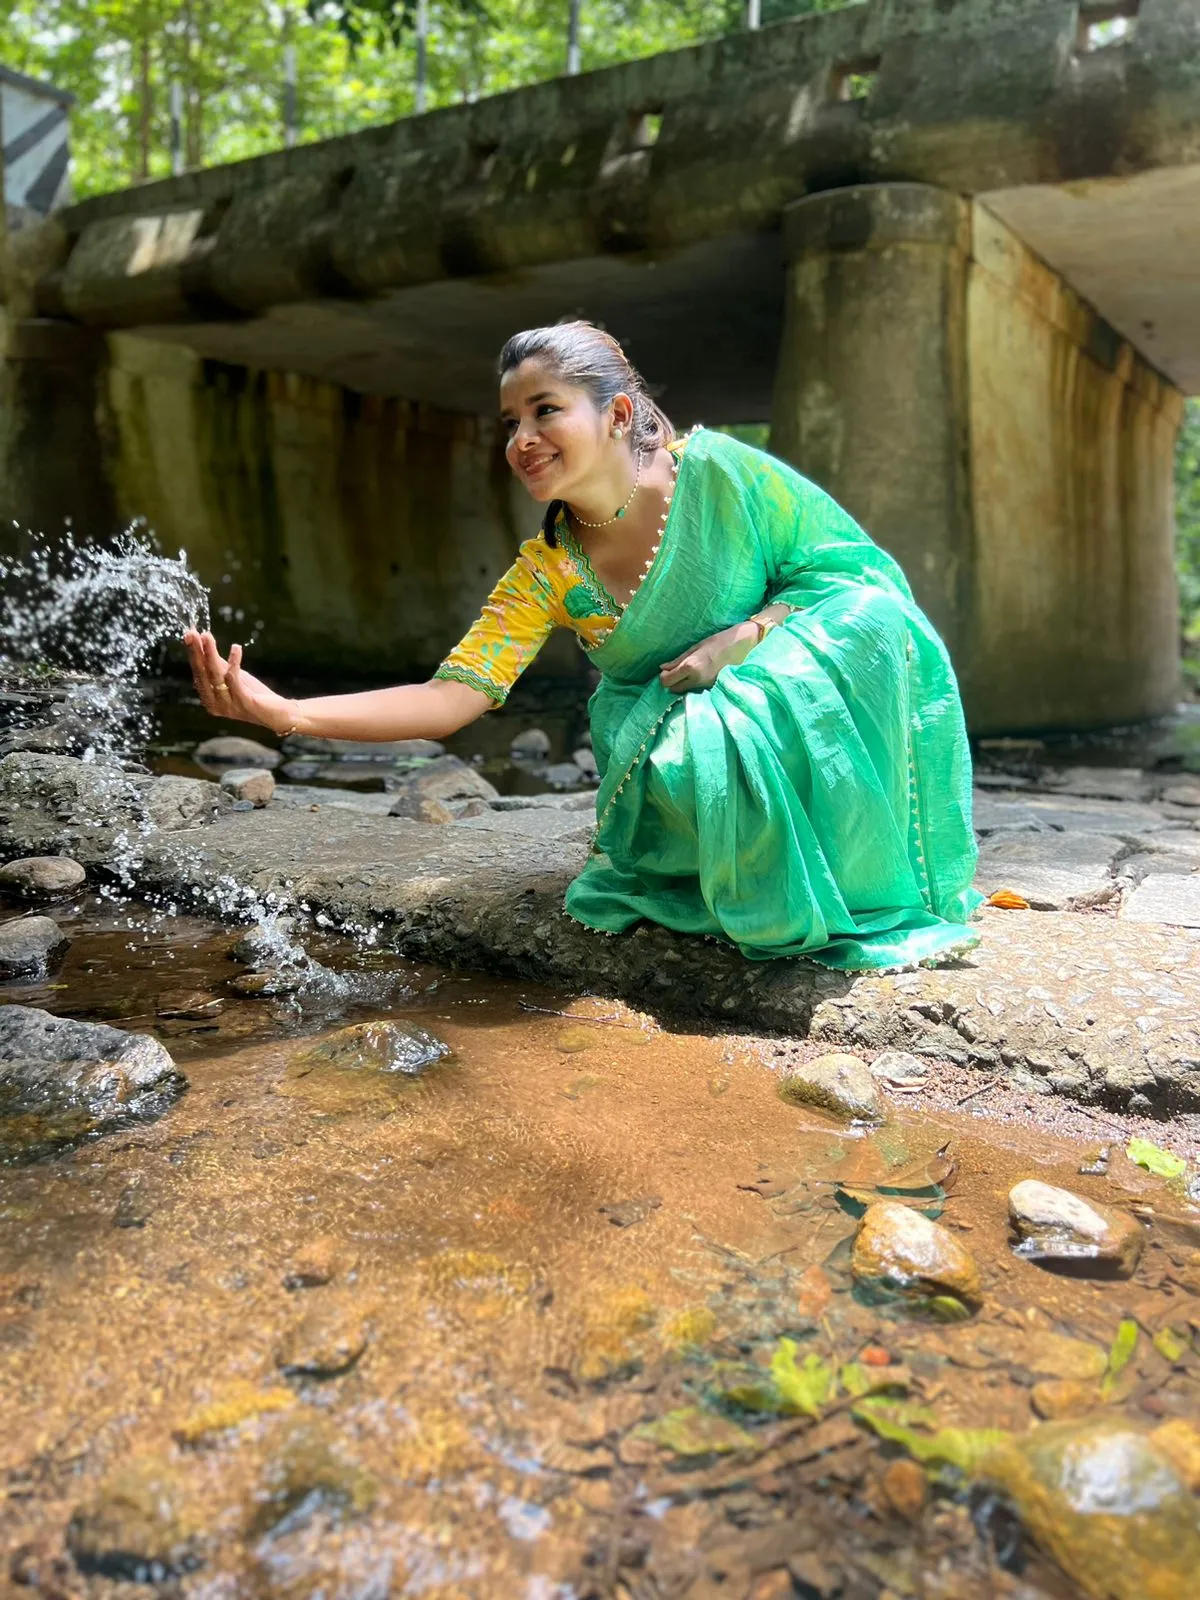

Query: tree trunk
[136,32,152,180]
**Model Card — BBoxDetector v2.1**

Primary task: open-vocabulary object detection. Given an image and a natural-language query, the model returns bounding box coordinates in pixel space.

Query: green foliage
[1177,399,1200,687]
[0,0,848,199]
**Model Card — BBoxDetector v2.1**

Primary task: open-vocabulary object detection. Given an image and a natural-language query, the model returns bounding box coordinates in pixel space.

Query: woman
[184,321,980,972]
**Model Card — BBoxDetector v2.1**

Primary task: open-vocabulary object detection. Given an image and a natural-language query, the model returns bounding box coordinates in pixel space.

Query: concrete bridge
[3,0,1199,731]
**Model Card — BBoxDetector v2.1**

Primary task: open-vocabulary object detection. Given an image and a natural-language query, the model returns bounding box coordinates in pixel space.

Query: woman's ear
[611,392,635,434]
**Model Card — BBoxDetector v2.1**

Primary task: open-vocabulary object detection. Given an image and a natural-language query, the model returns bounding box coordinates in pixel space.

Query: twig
[517,1000,641,1029]
[955,1076,1002,1106]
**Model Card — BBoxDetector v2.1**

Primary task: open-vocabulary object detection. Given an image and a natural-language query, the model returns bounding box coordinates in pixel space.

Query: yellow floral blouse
[434,439,687,705]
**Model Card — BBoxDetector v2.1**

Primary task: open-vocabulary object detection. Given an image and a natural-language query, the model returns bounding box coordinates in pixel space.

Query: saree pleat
[564,430,981,972]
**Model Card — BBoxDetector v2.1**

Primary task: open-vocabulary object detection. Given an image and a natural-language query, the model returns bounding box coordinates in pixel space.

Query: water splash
[0,526,209,761]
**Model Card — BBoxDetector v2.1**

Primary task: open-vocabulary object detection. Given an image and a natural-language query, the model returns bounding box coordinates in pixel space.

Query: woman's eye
[536,404,558,418]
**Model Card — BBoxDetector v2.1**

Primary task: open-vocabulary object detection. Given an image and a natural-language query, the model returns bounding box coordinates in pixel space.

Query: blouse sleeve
[433,538,559,706]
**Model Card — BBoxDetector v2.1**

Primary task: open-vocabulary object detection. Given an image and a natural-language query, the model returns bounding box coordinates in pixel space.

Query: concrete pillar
[771,182,1183,733]
[0,313,117,539]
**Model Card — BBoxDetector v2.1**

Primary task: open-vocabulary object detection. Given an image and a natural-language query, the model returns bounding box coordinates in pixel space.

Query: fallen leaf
[771,1339,836,1417]
[853,1401,1008,1475]
[636,1406,757,1457]
[1100,1319,1139,1399]
[986,888,1029,910]
[1127,1137,1189,1182]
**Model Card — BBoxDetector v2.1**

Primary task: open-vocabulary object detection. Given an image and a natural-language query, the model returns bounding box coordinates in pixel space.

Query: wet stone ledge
[129,803,1200,1117]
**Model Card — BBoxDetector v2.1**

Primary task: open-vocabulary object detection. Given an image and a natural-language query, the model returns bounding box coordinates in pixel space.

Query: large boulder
[0,1004,187,1162]
[0,753,228,862]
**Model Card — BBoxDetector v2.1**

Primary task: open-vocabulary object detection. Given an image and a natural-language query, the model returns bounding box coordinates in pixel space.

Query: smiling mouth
[520,452,559,478]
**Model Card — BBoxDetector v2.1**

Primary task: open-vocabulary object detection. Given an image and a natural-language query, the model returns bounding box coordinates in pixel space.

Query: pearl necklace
[568,453,643,529]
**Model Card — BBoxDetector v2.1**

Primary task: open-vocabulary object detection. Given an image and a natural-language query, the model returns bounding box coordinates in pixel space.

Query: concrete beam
[14,0,1200,403]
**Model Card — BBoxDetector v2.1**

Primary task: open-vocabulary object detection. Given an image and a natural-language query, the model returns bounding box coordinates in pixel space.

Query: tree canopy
[0,1,842,197]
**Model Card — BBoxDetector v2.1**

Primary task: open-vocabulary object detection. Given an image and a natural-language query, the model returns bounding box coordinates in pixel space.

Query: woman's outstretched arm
[183,629,493,742]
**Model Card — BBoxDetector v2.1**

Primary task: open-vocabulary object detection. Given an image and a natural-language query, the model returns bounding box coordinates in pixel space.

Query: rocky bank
[2,748,1200,1113]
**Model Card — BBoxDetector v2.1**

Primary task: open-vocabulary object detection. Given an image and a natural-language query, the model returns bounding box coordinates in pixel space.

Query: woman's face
[499,359,618,502]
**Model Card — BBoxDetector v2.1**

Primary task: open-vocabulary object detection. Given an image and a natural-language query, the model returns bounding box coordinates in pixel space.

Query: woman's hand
[658,621,760,693]
[183,630,299,736]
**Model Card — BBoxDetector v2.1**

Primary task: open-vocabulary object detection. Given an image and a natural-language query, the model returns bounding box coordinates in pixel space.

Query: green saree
[565,430,981,972]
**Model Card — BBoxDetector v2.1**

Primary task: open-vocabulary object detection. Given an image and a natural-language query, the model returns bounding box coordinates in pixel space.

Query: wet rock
[778,1053,884,1121]
[544,761,588,789]
[510,727,551,759]
[283,1234,352,1290]
[267,784,397,815]
[1030,1379,1097,1420]
[880,1457,927,1520]
[868,1050,930,1087]
[283,734,443,762]
[598,1195,662,1228]
[386,754,499,815]
[228,970,301,998]
[980,1416,1200,1600]
[291,1020,449,1078]
[573,745,600,780]
[67,1455,205,1580]
[276,1300,369,1377]
[194,735,282,768]
[0,915,68,975]
[0,754,228,860]
[218,767,275,807]
[852,1201,982,1305]
[0,855,86,898]
[250,1416,377,1534]
[1161,780,1200,808]
[114,1182,154,1229]
[143,774,229,832]
[230,921,296,966]
[387,791,456,824]
[0,713,97,758]
[973,1324,1107,1381]
[0,1004,186,1162]
[1008,1179,1144,1277]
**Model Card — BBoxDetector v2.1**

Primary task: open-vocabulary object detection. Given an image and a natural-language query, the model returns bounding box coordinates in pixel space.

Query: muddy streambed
[2,903,1200,1600]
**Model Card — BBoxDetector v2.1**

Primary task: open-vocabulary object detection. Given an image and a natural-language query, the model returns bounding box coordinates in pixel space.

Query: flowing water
[3,535,1200,1598]
[3,898,1200,1600]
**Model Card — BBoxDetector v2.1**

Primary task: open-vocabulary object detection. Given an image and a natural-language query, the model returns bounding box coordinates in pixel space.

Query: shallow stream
[3,898,1199,1599]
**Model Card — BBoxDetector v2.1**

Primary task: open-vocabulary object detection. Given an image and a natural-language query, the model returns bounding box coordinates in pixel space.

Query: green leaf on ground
[636,1407,757,1457]
[853,1402,1008,1474]
[771,1339,836,1417]
[1126,1137,1188,1180]
[1153,1327,1188,1364]
[1101,1319,1139,1399]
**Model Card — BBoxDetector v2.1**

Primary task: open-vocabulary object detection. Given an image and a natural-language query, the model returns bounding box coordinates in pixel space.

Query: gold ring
[215,682,230,696]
